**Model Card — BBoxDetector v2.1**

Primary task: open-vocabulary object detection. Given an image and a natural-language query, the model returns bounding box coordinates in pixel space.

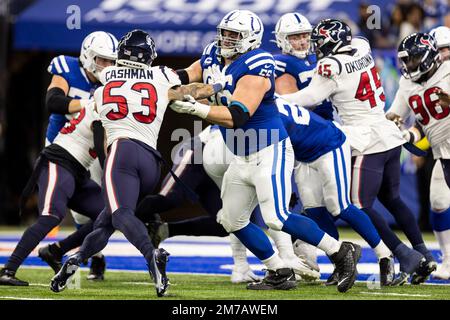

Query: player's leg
[254,139,360,292]
[430,159,450,279]
[1,162,75,286]
[351,152,424,284]
[219,156,297,289]
[378,146,436,284]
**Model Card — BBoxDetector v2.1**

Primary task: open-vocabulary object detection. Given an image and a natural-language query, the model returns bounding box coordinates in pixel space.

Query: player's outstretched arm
[177,60,203,84]
[281,72,336,108]
[46,75,88,114]
[170,75,269,128]
[168,82,220,101]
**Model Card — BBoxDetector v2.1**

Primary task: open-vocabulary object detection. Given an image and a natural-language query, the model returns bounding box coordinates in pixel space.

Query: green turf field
[0,268,449,300]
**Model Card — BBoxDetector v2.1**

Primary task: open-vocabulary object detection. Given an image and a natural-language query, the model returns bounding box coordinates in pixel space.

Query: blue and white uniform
[274,53,334,120]
[200,43,294,232]
[275,98,351,215]
[46,55,96,144]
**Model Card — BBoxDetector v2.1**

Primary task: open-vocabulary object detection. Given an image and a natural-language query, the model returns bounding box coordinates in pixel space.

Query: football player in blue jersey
[170,10,361,293]
[38,31,118,281]
[273,13,334,121]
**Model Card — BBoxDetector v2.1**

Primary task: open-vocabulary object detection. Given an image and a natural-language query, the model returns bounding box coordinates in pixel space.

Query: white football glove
[169,95,210,119]
[209,64,227,89]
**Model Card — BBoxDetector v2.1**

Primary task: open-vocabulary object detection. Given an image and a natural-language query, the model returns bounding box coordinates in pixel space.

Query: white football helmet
[274,13,312,58]
[430,26,450,49]
[80,31,118,80]
[216,10,264,59]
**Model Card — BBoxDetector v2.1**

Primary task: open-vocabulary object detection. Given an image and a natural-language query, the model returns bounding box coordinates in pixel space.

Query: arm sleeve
[387,86,412,120]
[92,120,106,169]
[281,73,337,108]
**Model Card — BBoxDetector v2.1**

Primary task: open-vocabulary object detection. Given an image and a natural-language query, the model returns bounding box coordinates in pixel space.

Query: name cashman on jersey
[344,53,373,73]
[103,68,155,81]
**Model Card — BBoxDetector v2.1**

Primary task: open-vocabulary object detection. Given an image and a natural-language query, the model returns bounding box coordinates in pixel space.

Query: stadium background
[0,0,448,231]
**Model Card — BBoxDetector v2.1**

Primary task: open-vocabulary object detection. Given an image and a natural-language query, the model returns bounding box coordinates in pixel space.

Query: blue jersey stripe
[332,148,344,211]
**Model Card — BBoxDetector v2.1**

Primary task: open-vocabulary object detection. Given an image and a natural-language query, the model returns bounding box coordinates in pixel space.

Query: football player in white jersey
[282,19,436,285]
[386,32,450,280]
[0,101,105,286]
[170,10,361,293]
[41,31,118,281]
[49,30,225,297]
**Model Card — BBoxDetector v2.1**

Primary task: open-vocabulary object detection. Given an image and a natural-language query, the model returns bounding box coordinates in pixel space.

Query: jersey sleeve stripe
[326,56,342,75]
[59,56,70,73]
[245,52,273,65]
[248,59,275,70]
[52,58,63,74]
[203,43,214,55]
[275,66,286,72]
[275,60,287,67]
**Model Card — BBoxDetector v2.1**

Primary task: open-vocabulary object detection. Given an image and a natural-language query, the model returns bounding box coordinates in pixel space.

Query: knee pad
[264,219,284,231]
[93,209,113,229]
[431,197,450,212]
[111,207,134,230]
[217,209,250,233]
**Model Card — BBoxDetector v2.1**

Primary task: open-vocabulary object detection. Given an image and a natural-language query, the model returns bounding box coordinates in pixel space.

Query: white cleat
[284,256,321,282]
[432,259,450,280]
[231,266,262,284]
[293,239,320,272]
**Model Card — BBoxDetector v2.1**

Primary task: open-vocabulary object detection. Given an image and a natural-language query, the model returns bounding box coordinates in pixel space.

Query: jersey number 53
[102,80,158,124]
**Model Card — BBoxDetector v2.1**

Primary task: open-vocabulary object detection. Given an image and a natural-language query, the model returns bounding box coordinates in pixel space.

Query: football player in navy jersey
[170,10,361,293]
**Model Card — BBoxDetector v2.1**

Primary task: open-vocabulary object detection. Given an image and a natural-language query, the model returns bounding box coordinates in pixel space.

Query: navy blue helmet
[117,29,157,69]
[310,19,352,59]
[398,32,439,82]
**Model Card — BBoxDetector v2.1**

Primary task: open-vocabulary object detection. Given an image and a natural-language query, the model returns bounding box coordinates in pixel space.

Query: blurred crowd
[356,0,449,49]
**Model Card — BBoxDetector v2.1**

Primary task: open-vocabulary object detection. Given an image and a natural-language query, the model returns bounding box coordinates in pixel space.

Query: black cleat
[87,255,106,281]
[247,268,297,290]
[325,268,339,286]
[329,241,361,293]
[50,254,81,293]
[146,220,169,248]
[148,248,170,297]
[38,244,63,274]
[379,255,395,286]
[411,258,437,285]
[0,268,29,286]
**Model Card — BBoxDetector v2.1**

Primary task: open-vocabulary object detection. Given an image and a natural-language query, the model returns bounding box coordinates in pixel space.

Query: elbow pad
[228,101,250,128]
[46,87,71,114]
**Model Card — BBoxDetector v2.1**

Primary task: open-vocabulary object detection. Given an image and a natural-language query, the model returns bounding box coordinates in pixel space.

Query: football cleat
[247,268,297,290]
[146,221,169,248]
[390,272,410,286]
[293,239,320,272]
[231,266,261,283]
[328,241,361,293]
[38,244,63,274]
[0,268,29,286]
[50,253,81,293]
[432,258,450,280]
[411,258,437,285]
[284,257,320,281]
[148,248,170,297]
[379,255,395,286]
[87,254,106,281]
[325,269,339,286]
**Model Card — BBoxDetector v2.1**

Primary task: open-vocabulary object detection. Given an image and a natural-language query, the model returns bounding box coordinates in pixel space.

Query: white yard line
[0,296,58,300]
[360,291,432,297]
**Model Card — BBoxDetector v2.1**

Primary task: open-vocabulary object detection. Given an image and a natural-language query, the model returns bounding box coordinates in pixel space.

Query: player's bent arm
[281,73,336,107]
[275,73,298,95]
[46,75,88,114]
[177,60,203,84]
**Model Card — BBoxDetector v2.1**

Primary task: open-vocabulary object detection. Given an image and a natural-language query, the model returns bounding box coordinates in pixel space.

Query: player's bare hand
[385,112,403,128]
[435,88,450,108]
